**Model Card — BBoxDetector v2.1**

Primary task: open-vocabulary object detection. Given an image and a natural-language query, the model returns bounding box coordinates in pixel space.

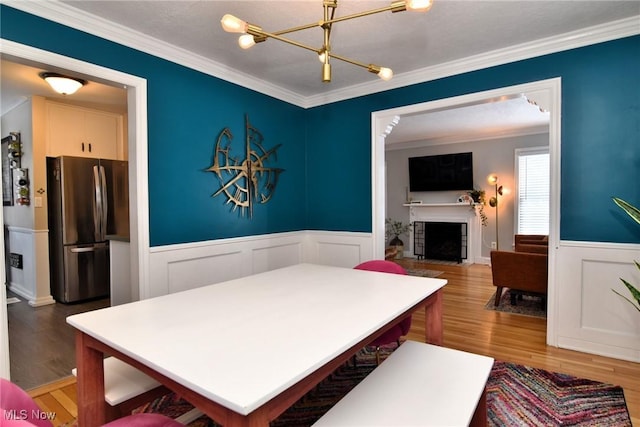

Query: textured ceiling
[2,1,638,142]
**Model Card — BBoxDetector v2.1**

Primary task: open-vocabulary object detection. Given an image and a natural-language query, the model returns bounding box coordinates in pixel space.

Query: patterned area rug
[405,268,443,278]
[487,361,631,426]
[134,345,631,426]
[485,289,547,318]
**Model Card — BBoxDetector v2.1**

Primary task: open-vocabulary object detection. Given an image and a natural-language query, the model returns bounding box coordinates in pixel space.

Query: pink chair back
[354,260,407,275]
[1,378,54,427]
[1,378,182,427]
[353,260,412,344]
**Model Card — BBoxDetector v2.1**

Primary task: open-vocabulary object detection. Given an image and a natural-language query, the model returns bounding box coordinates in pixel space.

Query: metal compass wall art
[207,115,284,218]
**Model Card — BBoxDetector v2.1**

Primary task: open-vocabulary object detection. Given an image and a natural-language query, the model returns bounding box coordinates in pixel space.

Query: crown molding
[385,125,550,151]
[303,15,640,108]
[4,1,638,109]
[2,0,307,107]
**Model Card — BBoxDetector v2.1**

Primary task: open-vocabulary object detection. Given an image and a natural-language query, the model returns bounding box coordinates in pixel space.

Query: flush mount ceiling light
[221,0,434,83]
[40,72,86,95]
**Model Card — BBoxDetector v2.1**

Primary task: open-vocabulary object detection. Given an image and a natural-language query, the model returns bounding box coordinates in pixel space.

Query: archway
[371,78,561,346]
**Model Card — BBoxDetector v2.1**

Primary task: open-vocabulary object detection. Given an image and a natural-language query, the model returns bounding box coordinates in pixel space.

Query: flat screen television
[408,152,473,191]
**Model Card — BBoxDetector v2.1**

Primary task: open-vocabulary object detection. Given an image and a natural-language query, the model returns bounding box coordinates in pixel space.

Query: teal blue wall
[2,6,639,244]
[1,6,307,246]
[307,36,640,243]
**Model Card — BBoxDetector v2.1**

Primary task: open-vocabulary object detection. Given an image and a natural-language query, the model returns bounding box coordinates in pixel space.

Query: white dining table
[67,263,446,426]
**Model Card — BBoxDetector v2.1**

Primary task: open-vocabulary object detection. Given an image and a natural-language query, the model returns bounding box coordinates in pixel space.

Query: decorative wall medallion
[207,115,284,218]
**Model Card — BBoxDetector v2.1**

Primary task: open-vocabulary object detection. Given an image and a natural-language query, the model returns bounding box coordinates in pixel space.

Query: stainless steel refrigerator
[47,156,129,303]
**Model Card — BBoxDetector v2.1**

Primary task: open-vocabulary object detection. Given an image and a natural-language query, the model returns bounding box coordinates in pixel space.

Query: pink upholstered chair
[0,378,182,427]
[354,260,411,364]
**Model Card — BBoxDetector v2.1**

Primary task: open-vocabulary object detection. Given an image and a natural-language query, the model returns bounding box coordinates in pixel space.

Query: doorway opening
[371,78,561,347]
[0,39,150,384]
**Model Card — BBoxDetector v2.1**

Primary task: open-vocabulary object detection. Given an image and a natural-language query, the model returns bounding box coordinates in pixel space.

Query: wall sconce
[487,173,503,250]
[40,72,86,95]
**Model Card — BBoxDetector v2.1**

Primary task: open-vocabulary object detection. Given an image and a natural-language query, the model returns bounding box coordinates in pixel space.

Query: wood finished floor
[21,261,640,426]
[7,291,110,390]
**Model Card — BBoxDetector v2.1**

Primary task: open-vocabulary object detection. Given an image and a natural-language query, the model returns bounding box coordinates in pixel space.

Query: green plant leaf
[612,288,640,312]
[611,199,640,313]
[613,197,640,224]
[620,276,640,303]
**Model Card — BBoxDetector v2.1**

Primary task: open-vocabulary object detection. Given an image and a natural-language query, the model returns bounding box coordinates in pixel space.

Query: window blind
[517,150,549,234]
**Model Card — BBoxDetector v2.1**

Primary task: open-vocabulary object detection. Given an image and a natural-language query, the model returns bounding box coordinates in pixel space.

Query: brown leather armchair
[515,234,548,254]
[490,236,548,306]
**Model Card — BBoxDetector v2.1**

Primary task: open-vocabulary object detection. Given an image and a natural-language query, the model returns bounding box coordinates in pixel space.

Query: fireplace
[406,203,481,264]
[413,221,468,263]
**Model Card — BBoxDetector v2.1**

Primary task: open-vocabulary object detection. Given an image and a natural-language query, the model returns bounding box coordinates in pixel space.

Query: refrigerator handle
[93,166,102,242]
[70,247,96,253]
[99,165,108,241]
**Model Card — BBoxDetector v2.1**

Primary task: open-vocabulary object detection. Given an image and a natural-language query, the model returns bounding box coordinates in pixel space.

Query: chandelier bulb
[238,34,256,49]
[221,14,247,33]
[377,67,393,81]
[318,51,326,63]
[405,0,434,12]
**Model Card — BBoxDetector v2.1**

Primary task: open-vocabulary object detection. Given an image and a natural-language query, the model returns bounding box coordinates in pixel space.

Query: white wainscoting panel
[7,227,28,299]
[166,251,244,294]
[32,229,54,307]
[6,227,54,306]
[147,231,374,298]
[556,241,640,362]
[303,231,373,268]
[251,241,304,274]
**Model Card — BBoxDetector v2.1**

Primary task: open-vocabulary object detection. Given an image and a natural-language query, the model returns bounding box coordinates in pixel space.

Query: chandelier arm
[254,30,322,54]
[248,1,403,37]
[326,51,371,70]
[322,3,406,26]
[269,21,323,36]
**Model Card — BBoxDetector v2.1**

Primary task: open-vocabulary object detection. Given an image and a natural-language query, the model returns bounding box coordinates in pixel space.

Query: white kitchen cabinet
[45,101,126,160]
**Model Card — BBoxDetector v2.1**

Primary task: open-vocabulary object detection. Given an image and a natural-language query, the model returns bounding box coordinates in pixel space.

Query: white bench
[313,340,494,427]
[73,356,203,424]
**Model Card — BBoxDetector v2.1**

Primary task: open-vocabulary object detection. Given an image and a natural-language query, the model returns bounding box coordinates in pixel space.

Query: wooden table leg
[424,289,443,345]
[470,388,488,427]
[76,331,107,427]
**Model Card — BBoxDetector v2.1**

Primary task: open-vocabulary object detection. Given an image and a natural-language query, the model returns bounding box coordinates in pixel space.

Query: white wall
[385,133,549,259]
[1,99,53,306]
[1,99,33,229]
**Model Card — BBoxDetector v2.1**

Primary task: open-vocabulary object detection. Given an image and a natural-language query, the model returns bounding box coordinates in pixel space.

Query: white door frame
[0,39,150,378]
[371,78,562,346]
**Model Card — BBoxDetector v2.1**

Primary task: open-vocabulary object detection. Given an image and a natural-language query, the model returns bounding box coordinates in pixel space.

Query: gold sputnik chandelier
[221,0,434,83]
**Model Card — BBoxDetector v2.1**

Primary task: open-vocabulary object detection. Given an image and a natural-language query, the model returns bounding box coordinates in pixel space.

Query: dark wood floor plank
[7,290,110,390]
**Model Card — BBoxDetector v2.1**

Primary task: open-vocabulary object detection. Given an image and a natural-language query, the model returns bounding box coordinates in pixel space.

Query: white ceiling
[0,59,127,115]
[1,1,638,143]
[385,96,550,147]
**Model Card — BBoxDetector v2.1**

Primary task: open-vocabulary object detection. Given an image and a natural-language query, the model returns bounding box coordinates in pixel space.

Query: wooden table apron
[74,285,443,427]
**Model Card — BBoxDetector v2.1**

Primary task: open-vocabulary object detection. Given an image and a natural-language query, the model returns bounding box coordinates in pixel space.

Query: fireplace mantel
[402,203,479,208]
[404,203,481,264]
